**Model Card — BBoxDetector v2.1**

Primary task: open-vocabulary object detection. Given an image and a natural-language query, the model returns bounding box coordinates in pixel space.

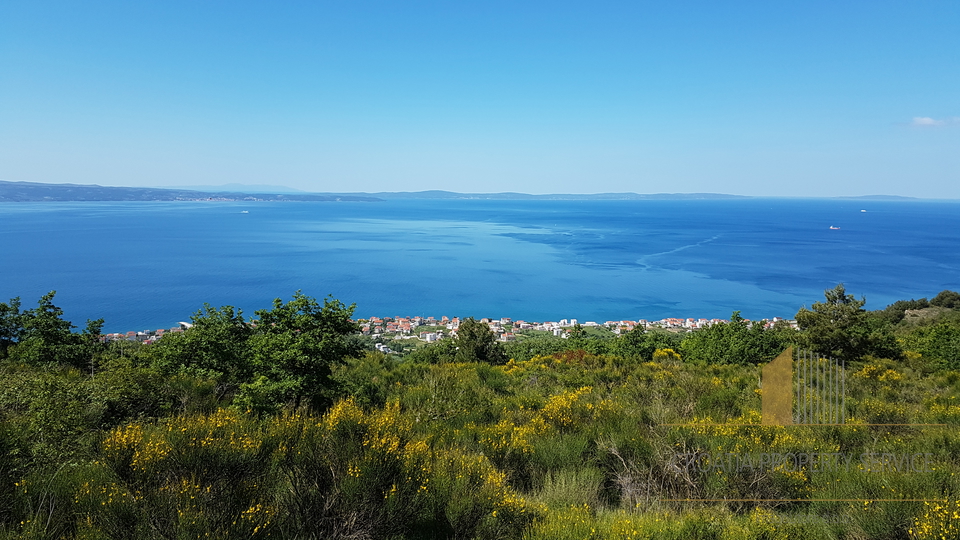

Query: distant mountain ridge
[0,181,379,202]
[832,195,917,200]
[0,180,920,202]
[161,183,306,194]
[335,190,751,200]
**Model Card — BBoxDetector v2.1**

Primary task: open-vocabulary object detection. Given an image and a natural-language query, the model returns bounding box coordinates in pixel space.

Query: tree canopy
[146,292,361,412]
[681,311,793,365]
[0,291,104,370]
[931,290,960,310]
[796,284,900,362]
[609,326,682,361]
[452,317,507,365]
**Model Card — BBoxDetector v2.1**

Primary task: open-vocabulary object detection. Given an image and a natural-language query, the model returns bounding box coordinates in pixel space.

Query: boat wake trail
[635,235,722,268]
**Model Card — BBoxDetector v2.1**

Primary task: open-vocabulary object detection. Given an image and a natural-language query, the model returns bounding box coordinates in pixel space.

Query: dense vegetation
[1,285,959,539]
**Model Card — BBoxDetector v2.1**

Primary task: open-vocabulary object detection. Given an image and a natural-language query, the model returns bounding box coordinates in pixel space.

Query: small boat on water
[829,226,840,230]
[240,210,249,214]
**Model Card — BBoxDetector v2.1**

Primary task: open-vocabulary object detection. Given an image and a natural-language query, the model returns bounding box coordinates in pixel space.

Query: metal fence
[793,349,845,425]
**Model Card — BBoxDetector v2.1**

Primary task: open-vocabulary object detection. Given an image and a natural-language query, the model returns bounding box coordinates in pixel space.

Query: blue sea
[1,198,958,333]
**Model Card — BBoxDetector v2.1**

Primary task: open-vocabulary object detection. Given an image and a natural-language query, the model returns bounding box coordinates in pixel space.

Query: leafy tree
[452,317,506,364]
[871,297,930,325]
[567,323,587,348]
[566,323,610,355]
[902,320,960,370]
[0,297,23,359]
[146,292,360,412]
[931,290,960,310]
[78,318,107,372]
[3,292,104,370]
[241,292,361,411]
[146,304,253,387]
[20,292,75,361]
[406,338,458,364]
[87,356,190,425]
[332,351,399,408]
[680,311,792,365]
[795,284,901,362]
[610,327,682,361]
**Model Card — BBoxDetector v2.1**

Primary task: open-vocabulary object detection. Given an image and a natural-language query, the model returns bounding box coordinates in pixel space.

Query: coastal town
[105,314,798,346]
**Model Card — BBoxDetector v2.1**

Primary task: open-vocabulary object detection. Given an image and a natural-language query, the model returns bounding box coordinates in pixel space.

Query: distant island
[0,180,919,202]
[0,181,380,203]
[341,190,752,200]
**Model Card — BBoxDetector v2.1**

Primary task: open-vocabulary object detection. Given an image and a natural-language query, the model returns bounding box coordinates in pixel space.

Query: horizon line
[2,179,951,201]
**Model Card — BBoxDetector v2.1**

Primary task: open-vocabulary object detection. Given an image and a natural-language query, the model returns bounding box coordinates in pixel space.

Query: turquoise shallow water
[1,198,958,332]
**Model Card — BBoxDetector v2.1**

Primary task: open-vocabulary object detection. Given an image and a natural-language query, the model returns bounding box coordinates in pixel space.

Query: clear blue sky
[2,1,958,197]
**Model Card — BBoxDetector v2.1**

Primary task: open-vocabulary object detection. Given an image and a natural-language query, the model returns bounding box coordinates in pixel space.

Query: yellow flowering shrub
[502,356,553,377]
[103,408,267,481]
[924,400,960,424]
[522,504,600,540]
[433,449,540,538]
[859,397,910,425]
[653,348,682,363]
[98,410,278,538]
[312,397,432,495]
[855,364,904,383]
[102,422,171,473]
[321,394,367,433]
[910,499,960,539]
[477,418,539,456]
[535,386,613,433]
[524,506,736,540]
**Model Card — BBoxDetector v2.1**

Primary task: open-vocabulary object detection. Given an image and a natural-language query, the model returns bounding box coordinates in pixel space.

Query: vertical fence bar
[797,351,807,424]
[830,356,835,424]
[806,350,812,423]
[828,357,832,424]
[828,356,834,424]
[825,355,830,424]
[833,357,838,424]
[823,355,828,423]
[834,362,843,424]
[794,349,799,423]
[826,356,831,424]
[808,350,812,423]
[792,350,847,425]
[797,350,802,424]
[801,350,807,423]
[807,353,815,424]
[817,355,830,424]
[821,355,826,423]
[809,353,812,424]
[832,356,840,424]
[841,358,846,424]
[817,352,821,423]
[810,351,815,423]
[816,354,821,423]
